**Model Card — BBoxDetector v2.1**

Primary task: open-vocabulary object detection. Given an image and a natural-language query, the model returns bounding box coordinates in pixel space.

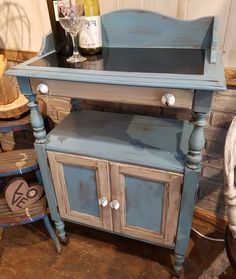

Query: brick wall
[197,90,236,217]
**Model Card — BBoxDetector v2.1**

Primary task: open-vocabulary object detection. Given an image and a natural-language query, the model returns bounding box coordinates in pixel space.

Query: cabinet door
[110,163,182,246]
[47,152,113,230]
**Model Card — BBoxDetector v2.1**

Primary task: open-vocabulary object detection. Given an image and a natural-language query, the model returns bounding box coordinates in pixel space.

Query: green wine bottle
[46,0,72,56]
[79,0,102,55]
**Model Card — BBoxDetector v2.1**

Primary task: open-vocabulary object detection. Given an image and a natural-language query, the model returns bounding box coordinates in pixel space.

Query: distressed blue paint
[0,164,39,178]
[174,167,200,273]
[125,175,164,232]
[34,143,62,222]
[38,32,55,56]
[45,110,193,173]
[102,10,213,49]
[17,76,47,143]
[63,164,99,217]
[193,90,214,113]
[43,215,61,253]
[0,123,31,133]
[6,10,226,91]
[6,55,226,91]
[16,76,33,97]
[186,112,208,169]
[5,8,226,275]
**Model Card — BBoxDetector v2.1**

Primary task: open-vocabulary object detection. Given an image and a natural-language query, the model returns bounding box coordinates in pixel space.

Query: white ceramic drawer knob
[110,200,120,210]
[37,83,49,94]
[161,93,176,106]
[99,197,108,207]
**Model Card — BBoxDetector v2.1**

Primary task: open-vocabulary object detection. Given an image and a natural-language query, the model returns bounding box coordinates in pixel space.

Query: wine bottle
[79,0,102,55]
[46,0,72,56]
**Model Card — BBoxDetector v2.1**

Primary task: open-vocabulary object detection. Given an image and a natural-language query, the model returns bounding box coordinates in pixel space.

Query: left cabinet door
[47,151,113,230]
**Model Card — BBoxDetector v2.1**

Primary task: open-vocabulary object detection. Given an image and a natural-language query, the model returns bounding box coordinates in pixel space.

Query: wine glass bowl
[58,0,87,63]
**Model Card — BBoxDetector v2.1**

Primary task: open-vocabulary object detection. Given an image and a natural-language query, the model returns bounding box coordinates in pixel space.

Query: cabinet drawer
[30,78,193,109]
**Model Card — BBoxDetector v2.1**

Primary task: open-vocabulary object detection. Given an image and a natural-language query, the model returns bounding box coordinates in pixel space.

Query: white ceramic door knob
[161,93,176,106]
[110,200,120,210]
[98,197,108,207]
[37,83,49,94]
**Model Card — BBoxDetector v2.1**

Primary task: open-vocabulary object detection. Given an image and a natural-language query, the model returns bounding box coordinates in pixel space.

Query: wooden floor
[0,217,235,279]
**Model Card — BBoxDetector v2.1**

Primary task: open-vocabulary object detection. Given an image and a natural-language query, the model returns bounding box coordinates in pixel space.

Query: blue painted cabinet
[6,9,226,276]
[45,110,187,247]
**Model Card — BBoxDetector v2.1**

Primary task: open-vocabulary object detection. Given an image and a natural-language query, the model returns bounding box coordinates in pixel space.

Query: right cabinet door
[110,163,183,246]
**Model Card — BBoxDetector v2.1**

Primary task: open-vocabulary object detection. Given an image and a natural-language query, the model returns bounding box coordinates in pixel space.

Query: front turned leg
[55,220,68,243]
[174,111,208,276]
[17,77,68,245]
[173,254,185,277]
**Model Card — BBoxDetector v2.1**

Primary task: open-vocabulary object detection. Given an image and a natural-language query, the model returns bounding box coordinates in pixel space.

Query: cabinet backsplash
[0,0,235,67]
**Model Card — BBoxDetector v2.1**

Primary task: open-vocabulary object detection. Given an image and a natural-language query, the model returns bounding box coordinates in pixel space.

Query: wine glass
[58,0,87,63]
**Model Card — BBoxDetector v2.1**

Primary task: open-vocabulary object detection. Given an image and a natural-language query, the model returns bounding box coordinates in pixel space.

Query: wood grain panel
[143,0,178,17]
[178,0,232,50]
[30,78,193,109]
[118,0,143,9]
[101,10,213,48]
[38,0,51,35]
[176,0,189,18]
[99,0,118,14]
[0,0,46,52]
[0,149,37,177]
[223,0,236,67]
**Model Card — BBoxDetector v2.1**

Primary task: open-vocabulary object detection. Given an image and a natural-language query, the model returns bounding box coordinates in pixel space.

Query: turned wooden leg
[43,215,61,253]
[173,253,185,276]
[55,220,67,242]
[174,111,208,276]
[17,77,67,245]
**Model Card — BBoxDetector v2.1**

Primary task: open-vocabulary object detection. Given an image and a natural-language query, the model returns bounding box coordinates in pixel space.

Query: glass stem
[71,34,79,56]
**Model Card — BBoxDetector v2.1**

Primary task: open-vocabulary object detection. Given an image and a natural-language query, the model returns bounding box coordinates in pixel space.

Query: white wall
[0,0,51,52]
[0,0,235,67]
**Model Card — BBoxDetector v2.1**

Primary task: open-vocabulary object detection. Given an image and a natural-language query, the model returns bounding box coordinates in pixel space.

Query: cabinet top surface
[6,10,225,91]
[29,48,205,76]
